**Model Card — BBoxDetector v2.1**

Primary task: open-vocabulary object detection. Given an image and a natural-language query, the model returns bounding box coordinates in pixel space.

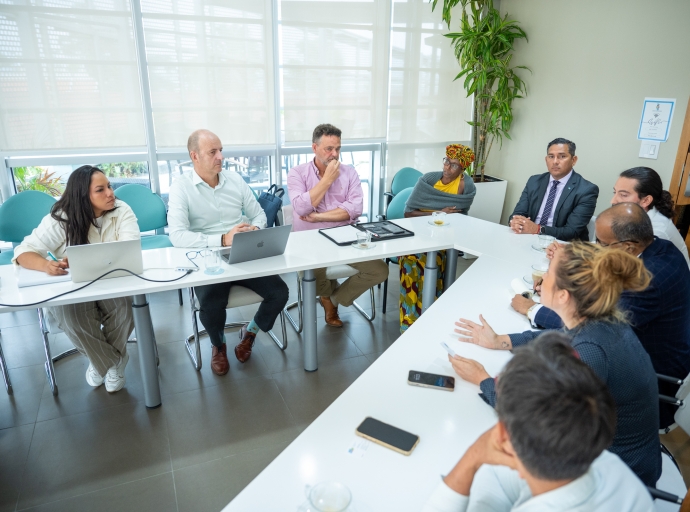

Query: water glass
[202,249,221,274]
[538,234,555,249]
[432,211,447,225]
[302,481,352,512]
[356,230,371,247]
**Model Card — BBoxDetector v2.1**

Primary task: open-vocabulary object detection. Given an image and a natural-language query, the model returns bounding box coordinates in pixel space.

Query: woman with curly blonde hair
[450,242,661,487]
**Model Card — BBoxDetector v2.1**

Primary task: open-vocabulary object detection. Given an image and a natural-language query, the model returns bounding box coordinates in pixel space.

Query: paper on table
[320,225,362,245]
[16,266,71,288]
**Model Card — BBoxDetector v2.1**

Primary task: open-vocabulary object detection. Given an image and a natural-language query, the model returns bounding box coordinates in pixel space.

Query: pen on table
[366,230,380,238]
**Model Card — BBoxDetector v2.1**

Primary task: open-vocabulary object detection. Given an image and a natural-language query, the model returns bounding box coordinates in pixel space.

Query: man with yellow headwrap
[404,143,477,216]
[398,144,477,332]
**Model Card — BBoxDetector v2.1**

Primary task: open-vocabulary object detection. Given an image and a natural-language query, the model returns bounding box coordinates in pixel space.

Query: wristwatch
[539,225,545,235]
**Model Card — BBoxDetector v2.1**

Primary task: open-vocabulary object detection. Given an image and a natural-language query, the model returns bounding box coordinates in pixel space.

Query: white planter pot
[467,175,507,224]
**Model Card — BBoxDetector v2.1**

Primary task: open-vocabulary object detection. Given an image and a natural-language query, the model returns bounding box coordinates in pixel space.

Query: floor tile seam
[267,352,367,378]
[162,412,181,512]
[268,377,300,430]
[11,422,37,512]
[14,470,176,512]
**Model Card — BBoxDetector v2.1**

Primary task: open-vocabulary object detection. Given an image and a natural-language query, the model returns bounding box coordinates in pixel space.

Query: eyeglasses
[442,158,461,171]
[595,238,638,248]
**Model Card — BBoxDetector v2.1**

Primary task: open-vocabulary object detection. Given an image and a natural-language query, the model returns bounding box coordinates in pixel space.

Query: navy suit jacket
[510,170,599,241]
[534,238,690,427]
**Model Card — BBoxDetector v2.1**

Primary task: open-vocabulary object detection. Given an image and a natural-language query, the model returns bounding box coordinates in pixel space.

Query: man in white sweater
[423,332,654,512]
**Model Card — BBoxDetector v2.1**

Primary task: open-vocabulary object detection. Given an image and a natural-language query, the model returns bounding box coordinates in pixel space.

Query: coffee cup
[356,230,371,247]
[531,262,548,285]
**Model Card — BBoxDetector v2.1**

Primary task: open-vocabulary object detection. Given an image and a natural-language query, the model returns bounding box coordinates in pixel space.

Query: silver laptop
[65,239,144,283]
[220,224,292,264]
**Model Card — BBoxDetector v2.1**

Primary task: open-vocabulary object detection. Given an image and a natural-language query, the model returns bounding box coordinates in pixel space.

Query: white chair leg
[352,287,376,322]
[0,333,12,395]
[284,274,303,333]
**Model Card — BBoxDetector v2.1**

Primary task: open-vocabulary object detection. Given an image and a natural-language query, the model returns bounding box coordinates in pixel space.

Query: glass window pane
[0,0,146,150]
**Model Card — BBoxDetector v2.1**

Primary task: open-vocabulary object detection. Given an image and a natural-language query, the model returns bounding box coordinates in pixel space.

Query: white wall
[487,0,690,224]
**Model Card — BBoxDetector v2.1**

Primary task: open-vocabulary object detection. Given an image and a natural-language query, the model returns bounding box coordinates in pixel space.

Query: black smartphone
[355,417,420,455]
[383,222,406,234]
[407,370,455,391]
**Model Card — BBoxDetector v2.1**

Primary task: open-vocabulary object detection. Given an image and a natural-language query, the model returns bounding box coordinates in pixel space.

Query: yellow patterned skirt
[399,251,446,333]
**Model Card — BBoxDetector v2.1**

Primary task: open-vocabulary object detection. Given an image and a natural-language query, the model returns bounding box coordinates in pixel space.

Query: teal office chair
[114,184,183,305]
[0,191,70,396]
[381,187,414,314]
[382,167,421,215]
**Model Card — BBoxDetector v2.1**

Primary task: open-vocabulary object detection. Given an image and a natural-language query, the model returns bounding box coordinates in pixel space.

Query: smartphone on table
[355,417,420,456]
[407,370,455,391]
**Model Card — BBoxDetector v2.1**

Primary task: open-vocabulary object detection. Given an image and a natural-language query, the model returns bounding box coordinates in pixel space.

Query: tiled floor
[0,263,451,512]
[5,255,687,511]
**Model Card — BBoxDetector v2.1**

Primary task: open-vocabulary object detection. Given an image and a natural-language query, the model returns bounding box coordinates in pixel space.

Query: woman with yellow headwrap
[398,144,477,332]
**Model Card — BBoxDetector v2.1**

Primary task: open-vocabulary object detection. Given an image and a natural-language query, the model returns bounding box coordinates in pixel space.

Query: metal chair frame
[284,273,375,333]
[184,287,287,371]
[0,331,12,394]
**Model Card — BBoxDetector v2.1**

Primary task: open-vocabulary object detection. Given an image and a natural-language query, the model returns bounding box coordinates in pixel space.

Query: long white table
[0,214,545,412]
[222,216,547,511]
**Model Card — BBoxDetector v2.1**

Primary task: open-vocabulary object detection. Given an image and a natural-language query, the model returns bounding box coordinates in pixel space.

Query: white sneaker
[105,352,129,393]
[85,364,104,387]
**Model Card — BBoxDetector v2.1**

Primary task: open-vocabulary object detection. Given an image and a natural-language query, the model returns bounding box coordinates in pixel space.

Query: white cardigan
[12,199,140,263]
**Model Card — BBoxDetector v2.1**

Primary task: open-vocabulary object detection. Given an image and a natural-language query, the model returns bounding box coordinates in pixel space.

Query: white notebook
[16,266,71,288]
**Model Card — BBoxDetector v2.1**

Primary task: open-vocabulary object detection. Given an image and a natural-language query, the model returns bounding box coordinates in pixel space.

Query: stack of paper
[16,266,71,288]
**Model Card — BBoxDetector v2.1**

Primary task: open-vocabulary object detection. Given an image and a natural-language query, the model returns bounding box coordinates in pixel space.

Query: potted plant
[432,0,529,223]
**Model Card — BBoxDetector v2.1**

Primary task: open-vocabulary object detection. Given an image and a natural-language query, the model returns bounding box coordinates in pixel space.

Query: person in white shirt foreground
[423,332,654,512]
[611,166,689,267]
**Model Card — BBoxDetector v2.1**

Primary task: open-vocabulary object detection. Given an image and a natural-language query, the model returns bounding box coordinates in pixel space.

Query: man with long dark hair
[168,129,289,375]
[612,166,689,266]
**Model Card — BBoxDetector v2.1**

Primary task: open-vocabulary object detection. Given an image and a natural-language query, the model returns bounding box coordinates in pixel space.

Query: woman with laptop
[13,165,140,393]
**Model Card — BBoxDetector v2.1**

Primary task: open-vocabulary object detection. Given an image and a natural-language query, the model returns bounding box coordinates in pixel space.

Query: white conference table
[0,214,546,410]
[222,217,548,511]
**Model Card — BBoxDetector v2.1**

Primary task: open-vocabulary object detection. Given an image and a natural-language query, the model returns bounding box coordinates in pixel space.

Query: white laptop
[65,239,144,283]
[219,224,292,264]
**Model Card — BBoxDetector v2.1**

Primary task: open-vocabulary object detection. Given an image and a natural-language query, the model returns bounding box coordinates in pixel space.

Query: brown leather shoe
[319,296,344,327]
[234,326,256,363]
[211,344,229,376]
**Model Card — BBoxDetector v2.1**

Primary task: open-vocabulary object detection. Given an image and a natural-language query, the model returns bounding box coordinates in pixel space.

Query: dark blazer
[479,320,661,487]
[510,170,599,241]
[533,238,690,428]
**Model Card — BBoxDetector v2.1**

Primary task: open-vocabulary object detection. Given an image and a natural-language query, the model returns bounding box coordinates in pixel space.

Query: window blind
[279,0,390,143]
[140,0,275,148]
[387,0,472,144]
[0,0,146,150]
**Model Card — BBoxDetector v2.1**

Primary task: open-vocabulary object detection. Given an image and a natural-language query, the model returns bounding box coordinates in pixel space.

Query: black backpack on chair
[258,184,285,227]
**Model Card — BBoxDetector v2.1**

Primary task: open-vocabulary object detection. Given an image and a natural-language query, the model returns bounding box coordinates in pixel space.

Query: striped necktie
[540,180,560,227]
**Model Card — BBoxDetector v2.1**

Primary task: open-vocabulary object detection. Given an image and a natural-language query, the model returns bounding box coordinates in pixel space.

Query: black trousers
[194,275,289,348]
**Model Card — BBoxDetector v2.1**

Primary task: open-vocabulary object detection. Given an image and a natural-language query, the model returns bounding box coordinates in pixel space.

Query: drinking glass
[299,481,352,512]
[202,249,222,274]
[356,230,371,247]
[432,211,447,225]
[538,234,555,249]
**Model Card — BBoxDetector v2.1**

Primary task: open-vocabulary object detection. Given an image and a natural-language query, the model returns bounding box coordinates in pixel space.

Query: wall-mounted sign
[638,98,676,142]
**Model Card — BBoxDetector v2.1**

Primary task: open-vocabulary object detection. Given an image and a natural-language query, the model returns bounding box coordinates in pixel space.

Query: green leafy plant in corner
[13,166,65,197]
[431,0,529,181]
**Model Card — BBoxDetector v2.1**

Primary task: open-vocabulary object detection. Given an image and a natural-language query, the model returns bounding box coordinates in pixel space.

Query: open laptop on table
[65,239,144,283]
[219,224,291,264]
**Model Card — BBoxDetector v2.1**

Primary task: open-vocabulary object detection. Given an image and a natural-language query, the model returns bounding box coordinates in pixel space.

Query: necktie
[540,180,560,227]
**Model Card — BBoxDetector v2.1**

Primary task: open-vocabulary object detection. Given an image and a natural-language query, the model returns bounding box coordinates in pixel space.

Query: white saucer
[522,274,533,285]
[428,219,450,227]
[352,242,375,250]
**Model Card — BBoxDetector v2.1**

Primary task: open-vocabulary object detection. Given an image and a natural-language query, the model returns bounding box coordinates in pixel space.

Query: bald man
[168,129,289,375]
[511,203,690,429]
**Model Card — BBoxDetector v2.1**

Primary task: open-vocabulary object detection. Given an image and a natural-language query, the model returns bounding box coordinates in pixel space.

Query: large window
[0,0,146,150]
[141,0,276,147]
[0,0,473,204]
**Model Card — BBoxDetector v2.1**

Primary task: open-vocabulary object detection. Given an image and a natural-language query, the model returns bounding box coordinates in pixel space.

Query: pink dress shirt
[287,159,364,232]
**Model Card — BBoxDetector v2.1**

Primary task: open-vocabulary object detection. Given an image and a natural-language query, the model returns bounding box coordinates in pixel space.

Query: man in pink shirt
[287,124,388,327]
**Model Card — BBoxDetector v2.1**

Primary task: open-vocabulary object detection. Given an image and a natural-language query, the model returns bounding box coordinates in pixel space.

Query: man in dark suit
[509,138,599,241]
[511,203,690,429]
